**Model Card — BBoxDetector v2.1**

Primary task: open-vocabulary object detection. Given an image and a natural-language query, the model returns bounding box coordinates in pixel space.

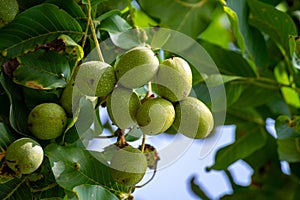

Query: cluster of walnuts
[4,46,214,187]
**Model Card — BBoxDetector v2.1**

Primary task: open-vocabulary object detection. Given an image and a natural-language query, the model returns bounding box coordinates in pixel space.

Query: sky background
[133,119,288,200]
[88,106,289,200]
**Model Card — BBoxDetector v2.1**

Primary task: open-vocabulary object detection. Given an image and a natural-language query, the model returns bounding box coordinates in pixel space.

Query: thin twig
[88,0,104,62]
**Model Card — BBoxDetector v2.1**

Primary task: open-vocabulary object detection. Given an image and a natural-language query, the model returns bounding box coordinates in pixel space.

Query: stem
[140,133,146,153]
[30,183,58,193]
[232,77,300,94]
[135,160,158,188]
[80,4,91,50]
[95,135,116,139]
[88,0,104,62]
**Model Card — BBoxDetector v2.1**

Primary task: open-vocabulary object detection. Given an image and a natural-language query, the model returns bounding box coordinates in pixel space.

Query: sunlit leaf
[274,63,300,108]
[248,0,297,57]
[73,184,118,200]
[132,8,158,28]
[223,5,246,52]
[227,0,269,69]
[137,0,222,38]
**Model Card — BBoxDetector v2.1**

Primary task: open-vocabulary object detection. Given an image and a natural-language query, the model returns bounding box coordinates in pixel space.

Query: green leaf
[0,3,83,59]
[45,144,129,193]
[0,74,31,135]
[226,107,265,125]
[99,15,148,49]
[57,35,84,62]
[198,40,257,77]
[96,10,121,22]
[100,14,131,34]
[227,0,269,69]
[73,184,118,200]
[13,50,70,90]
[75,97,96,136]
[0,123,16,150]
[0,84,10,124]
[223,5,246,52]
[198,8,232,49]
[46,0,86,20]
[224,82,244,107]
[82,0,108,6]
[232,84,278,108]
[96,0,128,16]
[274,62,300,108]
[189,177,210,200]
[275,115,300,139]
[22,87,62,110]
[0,178,32,200]
[208,123,267,170]
[137,0,222,38]
[132,8,158,28]
[248,0,297,57]
[244,133,279,170]
[125,126,143,142]
[277,138,300,162]
[258,0,282,6]
[27,158,66,199]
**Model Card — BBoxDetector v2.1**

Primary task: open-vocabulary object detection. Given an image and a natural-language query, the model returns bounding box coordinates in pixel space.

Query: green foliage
[0,0,300,199]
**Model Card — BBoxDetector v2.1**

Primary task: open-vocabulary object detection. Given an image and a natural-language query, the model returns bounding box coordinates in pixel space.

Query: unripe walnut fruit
[28,103,67,140]
[173,97,214,139]
[110,146,147,186]
[5,138,44,174]
[114,47,159,89]
[154,57,192,102]
[107,87,141,129]
[136,98,175,135]
[75,61,116,97]
[0,0,18,28]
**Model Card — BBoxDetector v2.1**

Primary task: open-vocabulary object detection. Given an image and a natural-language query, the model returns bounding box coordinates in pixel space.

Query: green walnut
[5,138,44,174]
[75,61,116,97]
[173,97,214,139]
[110,146,147,186]
[0,0,18,28]
[28,103,67,140]
[60,81,75,116]
[136,98,175,135]
[114,47,159,89]
[60,80,84,117]
[154,57,192,102]
[107,86,141,129]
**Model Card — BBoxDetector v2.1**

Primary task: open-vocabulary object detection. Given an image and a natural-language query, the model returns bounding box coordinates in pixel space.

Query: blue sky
[133,125,242,200]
